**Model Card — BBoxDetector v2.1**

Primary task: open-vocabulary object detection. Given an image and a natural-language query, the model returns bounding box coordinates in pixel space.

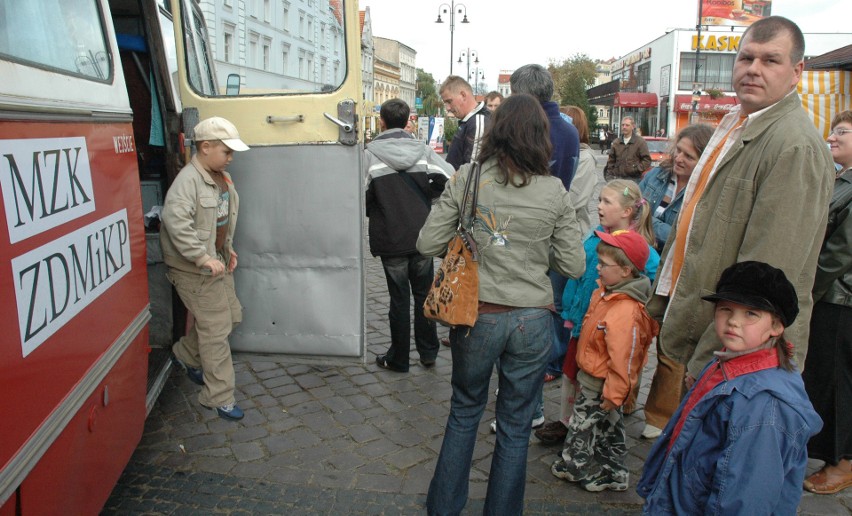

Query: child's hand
[600,399,618,411]
[203,257,226,276]
[684,374,696,390]
[228,250,238,273]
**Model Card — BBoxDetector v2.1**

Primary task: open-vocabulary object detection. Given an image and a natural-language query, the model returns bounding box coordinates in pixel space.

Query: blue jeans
[547,270,571,375]
[380,254,439,371]
[427,308,551,516]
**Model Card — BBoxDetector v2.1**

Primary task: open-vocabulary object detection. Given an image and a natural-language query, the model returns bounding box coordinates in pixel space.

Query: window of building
[320,23,326,49]
[281,44,290,74]
[263,0,271,22]
[299,11,305,38]
[307,52,314,79]
[320,57,326,82]
[678,52,736,91]
[262,38,271,70]
[298,50,306,79]
[307,16,313,41]
[636,62,651,91]
[281,1,290,31]
[249,33,259,68]
[223,24,235,63]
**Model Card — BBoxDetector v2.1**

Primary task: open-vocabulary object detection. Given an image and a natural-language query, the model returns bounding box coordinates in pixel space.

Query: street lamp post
[457,48,478,84]
[469,67,485,95]
[435,1,469,77]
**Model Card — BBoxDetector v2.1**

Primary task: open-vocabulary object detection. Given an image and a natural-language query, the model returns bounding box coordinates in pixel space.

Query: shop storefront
[673,94,739,133]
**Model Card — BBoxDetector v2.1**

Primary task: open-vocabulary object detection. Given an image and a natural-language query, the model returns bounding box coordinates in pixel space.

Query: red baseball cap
[595,229,649,271]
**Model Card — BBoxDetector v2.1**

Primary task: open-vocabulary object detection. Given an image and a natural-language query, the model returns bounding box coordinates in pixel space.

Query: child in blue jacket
[637,261,823,514]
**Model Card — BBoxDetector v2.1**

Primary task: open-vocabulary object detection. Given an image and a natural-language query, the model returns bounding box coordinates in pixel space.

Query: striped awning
[798,71,851,139]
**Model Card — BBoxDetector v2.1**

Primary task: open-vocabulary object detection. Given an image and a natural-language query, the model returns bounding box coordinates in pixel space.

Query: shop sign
[691,34,741,52]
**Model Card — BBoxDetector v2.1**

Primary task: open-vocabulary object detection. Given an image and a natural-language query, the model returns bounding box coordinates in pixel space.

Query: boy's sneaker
[550,459,586,482]
[215,403,244,421]
[580,471,628,492]
[170,353,204,386]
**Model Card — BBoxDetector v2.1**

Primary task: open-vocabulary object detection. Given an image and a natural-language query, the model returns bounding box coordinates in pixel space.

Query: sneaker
[551,459,587,482]
[531,415,545,429]
[535,421,569,444]
[215,403,244,421]
[580,471,628,492]
[170,353,204,386]
[641,424,663,439]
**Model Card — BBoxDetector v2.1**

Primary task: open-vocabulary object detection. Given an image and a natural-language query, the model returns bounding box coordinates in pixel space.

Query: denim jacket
[638,166,682,250]
[417,158,585,308]
[637,356,822,515]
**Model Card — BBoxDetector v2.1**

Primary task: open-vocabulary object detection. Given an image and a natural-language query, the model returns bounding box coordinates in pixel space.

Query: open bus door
[171,0,365,358]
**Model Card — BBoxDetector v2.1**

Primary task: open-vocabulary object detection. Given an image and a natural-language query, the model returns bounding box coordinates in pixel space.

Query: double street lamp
[457,48,478,84]
[435,1,469,77]
[469,67,485,95]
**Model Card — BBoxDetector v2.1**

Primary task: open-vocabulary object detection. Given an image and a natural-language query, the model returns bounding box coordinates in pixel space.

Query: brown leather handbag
[423,162,480,327]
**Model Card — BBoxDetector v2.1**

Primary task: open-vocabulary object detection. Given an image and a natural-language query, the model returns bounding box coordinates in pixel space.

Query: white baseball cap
[193,117,249,151]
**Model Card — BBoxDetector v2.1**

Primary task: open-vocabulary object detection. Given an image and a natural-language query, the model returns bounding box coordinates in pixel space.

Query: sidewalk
[104,156,850,514]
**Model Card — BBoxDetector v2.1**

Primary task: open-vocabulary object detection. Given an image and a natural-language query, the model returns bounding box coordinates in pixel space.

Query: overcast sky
[360,0,851,92]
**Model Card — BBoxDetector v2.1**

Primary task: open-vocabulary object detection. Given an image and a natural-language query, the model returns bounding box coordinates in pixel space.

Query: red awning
[613,92,658,108]
[674,94,739,113]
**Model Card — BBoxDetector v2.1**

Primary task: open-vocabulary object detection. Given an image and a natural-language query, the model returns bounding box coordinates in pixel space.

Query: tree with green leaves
[416,68,443,116]
[548,54,598,129]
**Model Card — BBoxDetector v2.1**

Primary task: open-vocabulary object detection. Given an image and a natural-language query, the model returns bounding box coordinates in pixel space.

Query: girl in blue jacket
[637,261,822,514]
[536,180,659,444]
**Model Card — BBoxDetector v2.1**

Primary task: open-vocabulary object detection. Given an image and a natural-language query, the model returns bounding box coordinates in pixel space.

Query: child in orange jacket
[551,229,659,492]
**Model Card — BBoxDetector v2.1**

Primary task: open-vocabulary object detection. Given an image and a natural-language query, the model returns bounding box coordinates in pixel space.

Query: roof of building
[359,10,365,35]
[804,44,852,71]
[498,74,511,84]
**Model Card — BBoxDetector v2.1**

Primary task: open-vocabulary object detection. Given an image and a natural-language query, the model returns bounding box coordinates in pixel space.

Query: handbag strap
[458,161,481,231]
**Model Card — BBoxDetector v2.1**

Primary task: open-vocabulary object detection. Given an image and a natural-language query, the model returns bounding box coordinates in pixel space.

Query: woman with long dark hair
[418,94,585,515]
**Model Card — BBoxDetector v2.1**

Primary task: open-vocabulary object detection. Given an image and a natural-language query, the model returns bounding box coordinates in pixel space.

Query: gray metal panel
[227,143,365,358]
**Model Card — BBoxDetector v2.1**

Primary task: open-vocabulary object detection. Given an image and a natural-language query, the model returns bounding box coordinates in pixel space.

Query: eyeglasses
[829,128,852,137]
[597,262,622,269]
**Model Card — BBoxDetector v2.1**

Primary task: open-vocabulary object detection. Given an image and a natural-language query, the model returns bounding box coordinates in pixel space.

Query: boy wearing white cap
[161,116,249,420]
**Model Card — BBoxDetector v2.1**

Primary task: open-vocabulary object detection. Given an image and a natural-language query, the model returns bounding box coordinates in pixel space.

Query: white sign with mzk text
[12,209,131,357]
[0,137,96,243]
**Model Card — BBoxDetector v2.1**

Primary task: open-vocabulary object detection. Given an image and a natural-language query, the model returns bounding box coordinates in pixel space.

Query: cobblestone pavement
[104,154,851,515]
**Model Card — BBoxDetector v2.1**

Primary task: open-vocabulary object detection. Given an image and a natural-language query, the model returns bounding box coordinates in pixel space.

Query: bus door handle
[323,112,353,133]
[324,100,357,146]
[266,115,305,124]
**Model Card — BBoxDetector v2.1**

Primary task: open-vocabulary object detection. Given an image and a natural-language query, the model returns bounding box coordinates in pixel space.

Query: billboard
[700,0,771,27]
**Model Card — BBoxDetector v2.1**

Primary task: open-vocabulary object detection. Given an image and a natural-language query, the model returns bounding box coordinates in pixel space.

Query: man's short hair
[380,98,410,130]
[621,116,635,126]
[485,91,503,102]
[439,75,472,96]
[509,64,554,103]
[742,16,805,63]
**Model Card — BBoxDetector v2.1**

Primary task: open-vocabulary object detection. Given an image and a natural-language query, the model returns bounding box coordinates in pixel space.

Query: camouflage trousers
[560,385,627,482]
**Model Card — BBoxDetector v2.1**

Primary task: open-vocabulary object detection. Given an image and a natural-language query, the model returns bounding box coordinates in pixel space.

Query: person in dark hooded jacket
[364,98,454,372]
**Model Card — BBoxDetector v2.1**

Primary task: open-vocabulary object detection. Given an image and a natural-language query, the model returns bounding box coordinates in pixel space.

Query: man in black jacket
[364,99,454,372]
[439,76,490,170]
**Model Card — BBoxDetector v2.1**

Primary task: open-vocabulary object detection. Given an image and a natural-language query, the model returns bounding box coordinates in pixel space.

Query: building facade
[595,27,852,136]
[373,36,416,109]
[197,0,346,94]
